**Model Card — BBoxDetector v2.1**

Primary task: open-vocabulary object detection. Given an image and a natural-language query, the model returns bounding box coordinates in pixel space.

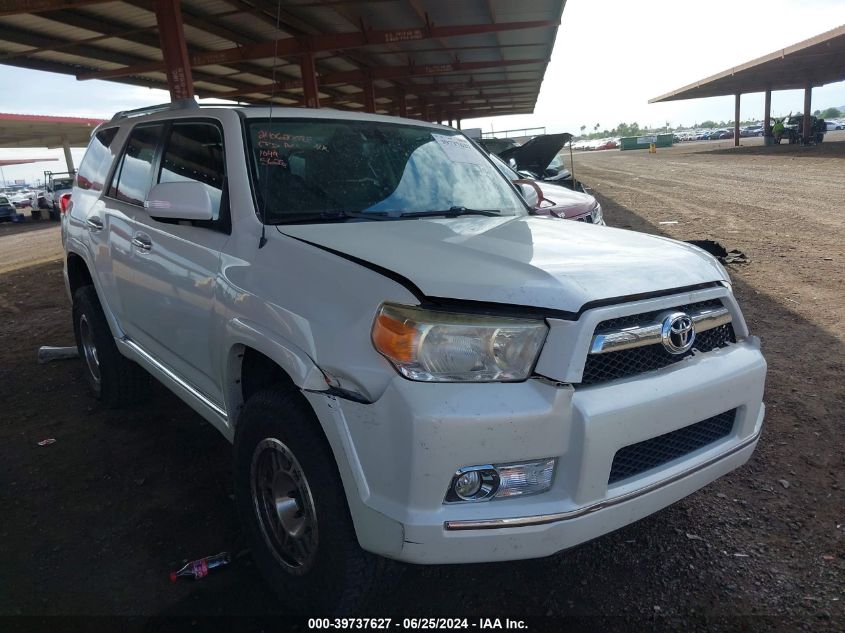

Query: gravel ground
[0,139,842,631]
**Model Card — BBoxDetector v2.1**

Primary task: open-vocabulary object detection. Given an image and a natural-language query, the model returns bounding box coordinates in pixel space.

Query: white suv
[63,102,766,614]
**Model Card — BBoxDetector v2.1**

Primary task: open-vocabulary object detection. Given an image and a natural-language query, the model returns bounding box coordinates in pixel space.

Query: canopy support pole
[734,93,741,147]
[301,52,319,108]
[363,75,376,113]
[803,83,812,144]
[62,136,75,173]
[396,89,407,118]
[153,0,194,101]
[763,87,772,135]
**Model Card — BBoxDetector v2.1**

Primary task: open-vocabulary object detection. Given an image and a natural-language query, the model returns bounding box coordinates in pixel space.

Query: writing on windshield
[246,119,525,223]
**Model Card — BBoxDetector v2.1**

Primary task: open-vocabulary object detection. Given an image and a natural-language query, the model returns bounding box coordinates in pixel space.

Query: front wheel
[234,386,396,615]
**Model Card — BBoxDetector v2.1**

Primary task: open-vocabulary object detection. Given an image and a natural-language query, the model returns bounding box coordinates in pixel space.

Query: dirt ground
[0,221,63,274]
[0,139,842,631]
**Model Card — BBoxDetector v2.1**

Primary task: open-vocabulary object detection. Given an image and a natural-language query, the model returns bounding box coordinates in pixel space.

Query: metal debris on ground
[685,240,749,264]
[170,552,231,582]
[37,438,57,446]
[37,346,79,364]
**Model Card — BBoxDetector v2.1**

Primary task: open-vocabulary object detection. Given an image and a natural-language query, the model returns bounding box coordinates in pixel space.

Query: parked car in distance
[9,190,33,208]
[47,175,75,216]
[498,133,583,190]
[64,102,766,615]
[486,151,604,224]
[0,195,15,222]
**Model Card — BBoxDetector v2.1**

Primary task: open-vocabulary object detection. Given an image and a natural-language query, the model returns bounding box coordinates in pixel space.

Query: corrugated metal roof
[650,24,845,103]
[0,0,565,118]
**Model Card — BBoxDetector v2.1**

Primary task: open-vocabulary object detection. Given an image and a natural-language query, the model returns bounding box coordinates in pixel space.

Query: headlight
[372,303,548,382]
[590,202,603,225]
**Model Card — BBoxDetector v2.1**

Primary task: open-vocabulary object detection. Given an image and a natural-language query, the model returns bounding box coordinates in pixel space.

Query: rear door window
[109,124,165,205]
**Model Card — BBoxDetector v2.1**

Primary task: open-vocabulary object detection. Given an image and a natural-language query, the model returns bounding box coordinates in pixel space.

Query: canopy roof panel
[0,113,106,148]
[650,24,845,103]
[0,0,566,119]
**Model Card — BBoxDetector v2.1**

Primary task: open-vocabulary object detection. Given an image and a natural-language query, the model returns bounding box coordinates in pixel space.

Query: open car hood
[498,133,573,175]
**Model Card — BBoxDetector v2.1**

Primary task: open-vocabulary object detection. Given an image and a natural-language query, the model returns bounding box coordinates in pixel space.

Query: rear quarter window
[76,127,118,192]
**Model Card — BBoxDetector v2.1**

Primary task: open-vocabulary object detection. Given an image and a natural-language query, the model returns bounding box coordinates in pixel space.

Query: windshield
[488,152,520,181]
[246,119,527,223]
[52,178,74,189]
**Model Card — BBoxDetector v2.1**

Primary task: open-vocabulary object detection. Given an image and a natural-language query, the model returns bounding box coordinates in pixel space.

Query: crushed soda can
[37,438,57,446]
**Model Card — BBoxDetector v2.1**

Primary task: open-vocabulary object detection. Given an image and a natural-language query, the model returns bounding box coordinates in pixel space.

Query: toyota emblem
[661,312,696,354]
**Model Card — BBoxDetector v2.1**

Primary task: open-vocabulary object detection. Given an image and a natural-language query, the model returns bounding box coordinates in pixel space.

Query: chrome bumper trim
[590,306,731,355]
[444,428,761,531]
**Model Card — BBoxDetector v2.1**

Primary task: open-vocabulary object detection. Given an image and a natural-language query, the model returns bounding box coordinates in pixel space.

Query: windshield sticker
[432,133,484,165]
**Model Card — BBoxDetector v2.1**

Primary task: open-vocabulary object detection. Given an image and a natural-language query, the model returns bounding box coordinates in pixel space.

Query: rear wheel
[72,286,150,407]
[234,386,396,615]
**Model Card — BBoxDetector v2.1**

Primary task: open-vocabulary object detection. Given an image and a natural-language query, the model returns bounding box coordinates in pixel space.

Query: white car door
[123,119,230,405]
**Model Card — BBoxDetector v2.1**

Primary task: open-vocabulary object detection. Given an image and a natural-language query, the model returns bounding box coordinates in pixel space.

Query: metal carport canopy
[648,24,845,103]
[0,113,106,148]
[0,0,566,121]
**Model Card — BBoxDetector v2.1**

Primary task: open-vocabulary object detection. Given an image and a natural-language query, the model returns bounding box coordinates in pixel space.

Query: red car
[488,152,605,225]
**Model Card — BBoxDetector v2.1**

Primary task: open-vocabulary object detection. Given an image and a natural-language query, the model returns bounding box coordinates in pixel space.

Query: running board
[118,337,230,429]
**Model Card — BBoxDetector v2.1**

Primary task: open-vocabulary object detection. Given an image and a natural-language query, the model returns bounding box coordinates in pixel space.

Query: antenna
[259,0,283,249]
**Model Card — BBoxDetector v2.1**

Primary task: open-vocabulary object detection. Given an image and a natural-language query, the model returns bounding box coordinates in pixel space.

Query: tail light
[60,193,71,214]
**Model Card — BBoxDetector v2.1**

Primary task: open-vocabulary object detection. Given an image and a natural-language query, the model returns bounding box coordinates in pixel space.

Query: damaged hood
[279,217,728,313]
[498,133,573,175]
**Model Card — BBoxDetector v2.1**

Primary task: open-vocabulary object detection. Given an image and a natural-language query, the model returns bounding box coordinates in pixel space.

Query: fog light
[494,458,556,498]
[454,471,482,499]
[445,458,556,503]
[445,466,499,502]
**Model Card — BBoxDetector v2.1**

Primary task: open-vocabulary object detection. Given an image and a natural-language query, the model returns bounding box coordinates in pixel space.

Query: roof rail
[110,98,199,122]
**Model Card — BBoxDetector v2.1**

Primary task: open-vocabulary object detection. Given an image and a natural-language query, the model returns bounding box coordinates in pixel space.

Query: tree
[580,124,586,135]
[821,107,842,119]
[700,120,717,128]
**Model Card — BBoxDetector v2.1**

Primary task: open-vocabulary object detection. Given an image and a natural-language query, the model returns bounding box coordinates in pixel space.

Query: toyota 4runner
[63,101,766,614]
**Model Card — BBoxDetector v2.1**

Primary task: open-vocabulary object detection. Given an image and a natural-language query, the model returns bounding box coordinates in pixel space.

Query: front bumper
[317,338,766,564]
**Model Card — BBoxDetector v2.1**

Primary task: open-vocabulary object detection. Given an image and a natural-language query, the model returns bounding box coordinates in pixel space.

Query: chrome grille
[608,409,737,484]
[581,300,735,385]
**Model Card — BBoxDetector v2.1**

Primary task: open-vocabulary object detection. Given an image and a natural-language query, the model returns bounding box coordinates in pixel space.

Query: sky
[1,0,845,184]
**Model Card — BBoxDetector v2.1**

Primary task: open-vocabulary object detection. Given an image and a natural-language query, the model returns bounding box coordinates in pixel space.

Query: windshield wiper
[399,206,501,218]
[272,210,394,224]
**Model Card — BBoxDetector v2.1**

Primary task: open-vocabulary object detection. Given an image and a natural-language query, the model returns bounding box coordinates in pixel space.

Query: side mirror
[508,157,518,169]
[145,182,214,221]
[516,181,539,208]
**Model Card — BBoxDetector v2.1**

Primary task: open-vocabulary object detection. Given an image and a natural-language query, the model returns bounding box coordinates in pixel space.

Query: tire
[234,386,396,615]
[72,285,150,407]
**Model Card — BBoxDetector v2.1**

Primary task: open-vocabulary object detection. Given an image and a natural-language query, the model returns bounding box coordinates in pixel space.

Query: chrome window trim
[589,306,732,355]
[444,427,760,531]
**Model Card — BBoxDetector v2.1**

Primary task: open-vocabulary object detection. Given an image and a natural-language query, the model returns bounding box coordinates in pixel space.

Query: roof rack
[110,98,199,122]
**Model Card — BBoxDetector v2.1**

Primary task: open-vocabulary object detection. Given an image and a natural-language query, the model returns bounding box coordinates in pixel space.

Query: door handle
[86,216,103,232]
[131,234,152,251]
